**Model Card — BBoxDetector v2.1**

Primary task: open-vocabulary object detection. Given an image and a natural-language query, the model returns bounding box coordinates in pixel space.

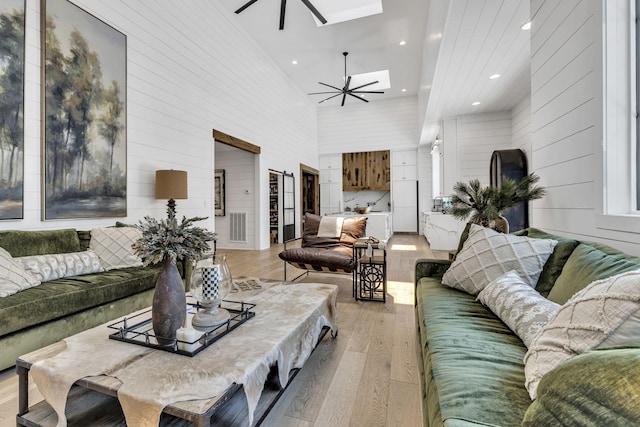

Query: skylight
[346,69,390,91]
[312,0,383,26]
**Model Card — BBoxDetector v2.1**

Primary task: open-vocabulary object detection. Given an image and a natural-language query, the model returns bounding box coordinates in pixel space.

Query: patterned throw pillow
[441,224,558,295]
[90,227,143,271]
[477,270,560,347]
[17,250,104,282]
[524,269,640,400]
[0,247,41,297]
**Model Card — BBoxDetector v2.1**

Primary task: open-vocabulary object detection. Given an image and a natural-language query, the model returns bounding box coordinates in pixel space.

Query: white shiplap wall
[443,112,513,193]
[530,0,640,255]
[511,94,532,161]
[318,97,419,155]
[8,0,317,251]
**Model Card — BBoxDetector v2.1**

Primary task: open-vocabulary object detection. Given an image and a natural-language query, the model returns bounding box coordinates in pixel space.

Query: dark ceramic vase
[152,256,186,346]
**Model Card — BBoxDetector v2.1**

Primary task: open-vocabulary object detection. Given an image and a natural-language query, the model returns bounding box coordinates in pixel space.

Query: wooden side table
[352,238,387,302]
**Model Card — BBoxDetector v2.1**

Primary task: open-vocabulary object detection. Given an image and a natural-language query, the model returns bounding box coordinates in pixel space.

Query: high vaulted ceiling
[219,0,530,141]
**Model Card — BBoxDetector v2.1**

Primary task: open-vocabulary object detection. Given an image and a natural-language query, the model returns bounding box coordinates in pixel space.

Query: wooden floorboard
[0,234,447,427]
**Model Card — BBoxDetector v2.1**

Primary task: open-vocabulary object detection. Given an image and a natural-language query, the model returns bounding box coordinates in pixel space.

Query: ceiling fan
[234,0,327,30]
[308,52,385,106]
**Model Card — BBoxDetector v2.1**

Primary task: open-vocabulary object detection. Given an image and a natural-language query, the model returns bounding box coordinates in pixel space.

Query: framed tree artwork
[0,0,25,220]
[42,0,127,219]
[215,169,225,216]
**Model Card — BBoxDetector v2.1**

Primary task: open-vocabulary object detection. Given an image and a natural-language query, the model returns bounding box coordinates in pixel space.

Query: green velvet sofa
[0,228,164,371]
[415,227,640,426]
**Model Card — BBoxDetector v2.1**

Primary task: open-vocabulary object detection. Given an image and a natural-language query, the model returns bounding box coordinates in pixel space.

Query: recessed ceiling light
[399,40,406,46]
[521,21,531,30]
[401,88,407,92]
[472,101,481,106]
[292,60,298,65]
[489,74,501,79]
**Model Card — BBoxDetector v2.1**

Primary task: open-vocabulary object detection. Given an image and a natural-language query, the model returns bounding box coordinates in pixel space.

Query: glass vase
[190,253,232,329]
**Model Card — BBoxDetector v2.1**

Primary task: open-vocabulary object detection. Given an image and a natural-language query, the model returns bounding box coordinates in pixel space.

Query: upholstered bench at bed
[279,213,367,280]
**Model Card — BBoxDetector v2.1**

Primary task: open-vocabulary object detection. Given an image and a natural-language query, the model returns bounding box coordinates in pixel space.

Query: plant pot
[492,216,510,234]
[152,256,186,346]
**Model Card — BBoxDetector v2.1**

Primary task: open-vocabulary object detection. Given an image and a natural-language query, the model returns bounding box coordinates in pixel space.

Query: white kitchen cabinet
[320,154,343,215]
[391,149,418,233]
[422,212,467,251]
[391,149,417,181]
[320,182,342,215]
[364,212,393,240]
[392,179,418,232]
[319,154,341,170]
[320,168,341,184]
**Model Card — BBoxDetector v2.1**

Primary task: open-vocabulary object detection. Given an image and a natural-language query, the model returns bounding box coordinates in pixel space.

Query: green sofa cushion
[548,243,640,304]
[0,229,81,257]
[416,278,532,426]
[523,347,640,426]
[0,265,160,337]
[522,228,579,297]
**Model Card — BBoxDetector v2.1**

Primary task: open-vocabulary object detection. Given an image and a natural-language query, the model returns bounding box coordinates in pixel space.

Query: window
[637,0,640,210]
[431,138,441,198]
[598,0,640,232]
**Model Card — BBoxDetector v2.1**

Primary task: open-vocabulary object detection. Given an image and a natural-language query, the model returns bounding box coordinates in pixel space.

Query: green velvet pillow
[548,243,640,305]
[0,229,80,257]
[523,347,640,426]
[524,228,579,297]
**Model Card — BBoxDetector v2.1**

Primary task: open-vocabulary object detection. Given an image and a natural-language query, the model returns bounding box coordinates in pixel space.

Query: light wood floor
[0,234,447,427]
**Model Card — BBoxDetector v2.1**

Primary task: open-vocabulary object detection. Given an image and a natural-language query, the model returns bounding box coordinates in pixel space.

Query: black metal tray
[107,300,256,356]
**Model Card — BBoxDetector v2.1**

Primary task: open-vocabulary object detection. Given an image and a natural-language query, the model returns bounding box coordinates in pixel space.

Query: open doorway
[300,164,319,234]
[213,129,260,250]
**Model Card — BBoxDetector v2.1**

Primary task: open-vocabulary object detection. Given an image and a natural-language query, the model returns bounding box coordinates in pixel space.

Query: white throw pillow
[0,247,41,297]
[524,269,640,400]
[17,250,104,282]
[477,270,560,347]
[441,224,557,295]
[90,227,143,271]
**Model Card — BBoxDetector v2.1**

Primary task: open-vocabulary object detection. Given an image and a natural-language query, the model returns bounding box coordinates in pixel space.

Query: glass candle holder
[190,253,232,329]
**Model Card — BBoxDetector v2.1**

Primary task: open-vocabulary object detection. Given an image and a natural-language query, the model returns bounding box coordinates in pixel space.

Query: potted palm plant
[132,211,216,344]
[450,173,545,233]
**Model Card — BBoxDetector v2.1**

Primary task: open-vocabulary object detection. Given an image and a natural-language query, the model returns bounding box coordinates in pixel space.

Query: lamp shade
[155,170,188,200]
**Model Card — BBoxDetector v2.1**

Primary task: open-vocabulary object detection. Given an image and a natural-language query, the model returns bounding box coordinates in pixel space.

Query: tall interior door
[300,164,319,234]
[283,172,295,241]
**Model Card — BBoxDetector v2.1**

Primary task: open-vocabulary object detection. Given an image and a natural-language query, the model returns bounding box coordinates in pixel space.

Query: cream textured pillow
[442,224,558,295]
[17,250,103,282]
[524,269,640,400]
[0,247,41,297]
[90,227,143,270]
[477,270,560,347]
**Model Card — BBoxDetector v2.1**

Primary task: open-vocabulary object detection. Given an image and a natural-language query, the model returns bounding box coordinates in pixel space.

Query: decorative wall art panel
[42,0,127,219]
[0,0,25,220]
[215,169,225,216]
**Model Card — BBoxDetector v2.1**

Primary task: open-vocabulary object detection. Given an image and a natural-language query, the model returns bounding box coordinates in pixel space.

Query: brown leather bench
[279,213,368,281]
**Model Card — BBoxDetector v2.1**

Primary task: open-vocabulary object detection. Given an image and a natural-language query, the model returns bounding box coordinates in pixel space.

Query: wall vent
[229,212,247,243]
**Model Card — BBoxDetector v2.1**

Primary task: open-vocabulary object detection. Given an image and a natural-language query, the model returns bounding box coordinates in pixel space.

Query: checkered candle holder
[201,266,222,303]
[190,254,232,329]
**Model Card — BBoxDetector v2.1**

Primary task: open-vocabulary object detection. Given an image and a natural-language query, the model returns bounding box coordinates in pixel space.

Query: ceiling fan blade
[308,91,341,95]
[345,76,352,91]
[352,91,385,94]
[350,80,379,91]
[318,82,343,91]
[300,0,327,24]
[319,93,342,103]
[235,0,260,14]
[279,0,287,30]
[341,92,347,106]
[348,92,369,103]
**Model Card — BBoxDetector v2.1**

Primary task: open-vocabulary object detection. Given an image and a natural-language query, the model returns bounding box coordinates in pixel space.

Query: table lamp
[155,170,188,216]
